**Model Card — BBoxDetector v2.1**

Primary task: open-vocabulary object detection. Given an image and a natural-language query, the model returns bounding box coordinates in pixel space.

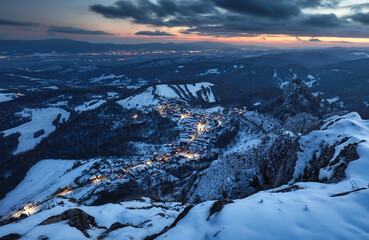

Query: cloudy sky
[0,0,369,47]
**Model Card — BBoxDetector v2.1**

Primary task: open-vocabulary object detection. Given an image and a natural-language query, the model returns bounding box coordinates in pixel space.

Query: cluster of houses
[50,99,246,201]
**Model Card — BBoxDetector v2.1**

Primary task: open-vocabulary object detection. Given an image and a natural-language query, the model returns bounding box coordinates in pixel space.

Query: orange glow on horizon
[110,30,369,47]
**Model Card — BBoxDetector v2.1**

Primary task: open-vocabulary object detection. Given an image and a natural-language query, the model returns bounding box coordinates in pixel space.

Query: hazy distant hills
[1,39,369,117]
[0,39,263,54]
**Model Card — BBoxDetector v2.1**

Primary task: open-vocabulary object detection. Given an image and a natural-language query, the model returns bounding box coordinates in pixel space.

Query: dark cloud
[90,0,369,38]
[350,12,369,24]
[302,14,343,27]
[90,0,216,26]
[0,18,39,27]
[135,30,175,36]
[213,0,302,19]
[309,38,321,42]
[47,26,114,36]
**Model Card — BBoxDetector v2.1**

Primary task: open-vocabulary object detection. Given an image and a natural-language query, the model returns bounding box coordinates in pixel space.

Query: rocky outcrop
[260,78,325,120]
[0,233,22,240]
[207,199,233,220]
[144,205,194,240]
[257,132,300,188]
[39,208,97,238]
[300,138,361,183]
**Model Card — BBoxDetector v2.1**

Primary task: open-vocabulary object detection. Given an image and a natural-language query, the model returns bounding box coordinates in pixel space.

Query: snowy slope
[74,100,107,112]
[293,112,369,184]
[0,198,185,240]
[158,183,369,240]
[2,108,70,154]
[0,159,83,216]
[117,87,159,109]
[0,93,16,103]
[158,112,369,239]
[118,82,218,109]
[2,112,369,239]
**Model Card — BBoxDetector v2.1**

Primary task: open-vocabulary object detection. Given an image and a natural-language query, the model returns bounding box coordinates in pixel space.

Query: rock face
[258,133,299,188]
[260,78,325,120]
[40,208,97,238]
[0,233,22,240]
[301,139,361,183]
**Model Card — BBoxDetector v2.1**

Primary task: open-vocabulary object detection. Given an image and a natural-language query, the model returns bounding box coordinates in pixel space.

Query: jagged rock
[97,222,136,240]
[327,142,360,183]
[39,208,97,238]
[260,79,324,120]
[207,199,233,220]
[0,214,28,227]
[144,205,194,240]
[259,133,299,188]
[300,138,361,183]
[0,233,22,240]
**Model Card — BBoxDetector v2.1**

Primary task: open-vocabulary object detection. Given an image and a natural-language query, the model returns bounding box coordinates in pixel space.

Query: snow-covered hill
[2,108,70,154]
[118,82,218,109]
[1,112,369,239]
[158,112,369,239]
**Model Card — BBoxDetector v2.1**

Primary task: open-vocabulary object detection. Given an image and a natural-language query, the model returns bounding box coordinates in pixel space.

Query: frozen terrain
[1,112,369,239]
[118,82,218,109]
[2,108,70,154]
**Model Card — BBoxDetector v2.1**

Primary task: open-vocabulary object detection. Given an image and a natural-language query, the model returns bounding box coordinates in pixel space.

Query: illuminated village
[3,95,251,222]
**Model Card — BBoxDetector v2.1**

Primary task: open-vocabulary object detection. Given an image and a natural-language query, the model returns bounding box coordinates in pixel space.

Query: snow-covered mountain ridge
[117,82,218,109]
[1,111,369,239]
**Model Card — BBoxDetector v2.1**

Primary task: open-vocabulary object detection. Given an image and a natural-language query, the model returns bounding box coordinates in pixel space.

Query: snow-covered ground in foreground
[160,112,369,239]
[293,112,369,183]
[118,82,217,109]
[74,100,107,112]
[0,198,185,240]
[0,159,87,216]
[2,112,369,239]
[2,108,70,154]
[159,182,369,240]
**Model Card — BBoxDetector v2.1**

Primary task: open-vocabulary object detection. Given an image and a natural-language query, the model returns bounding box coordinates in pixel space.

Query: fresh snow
[158,182,369,240]
[0,93,16,103]
[197,69,220,76]
[326,97,340,104]
[44,86,59,90]
[90,74,125,83]
[117,87,159,109]
[49,101,68,107]
[305,75,316,88]
[107,92,119,99]
[74,100,107,112]
[2,108,70,154]
[273,69,278,78]
[353,52,369,58]
[162,112,369,239]
[0,159,82,216]
[293,112,369,183]
[2,112,369,239]
[118,82,217,109]
[312,91,324,97]
[155,85,181,99]
[0,197,184,240]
